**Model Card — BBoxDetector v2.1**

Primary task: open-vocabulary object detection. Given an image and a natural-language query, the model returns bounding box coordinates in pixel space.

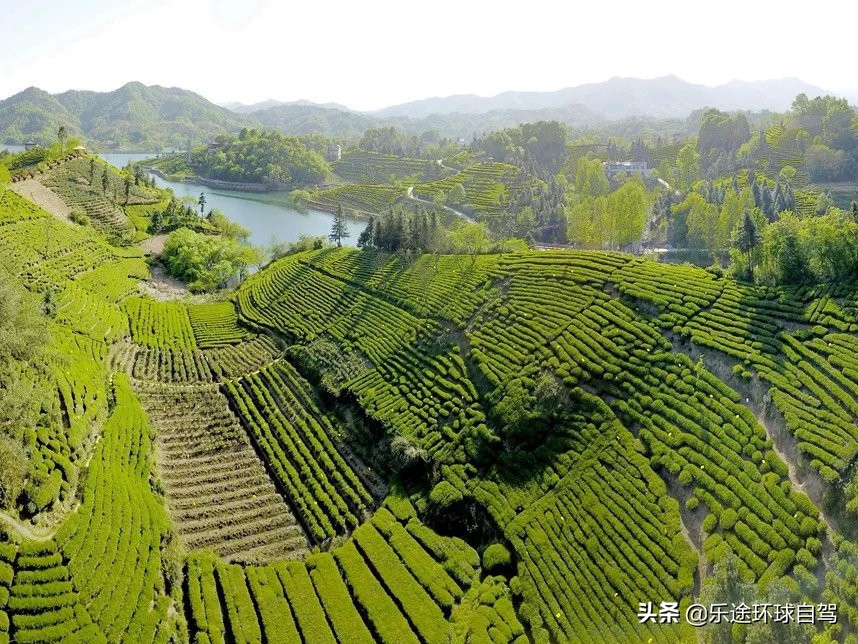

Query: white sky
[0,0,854,111]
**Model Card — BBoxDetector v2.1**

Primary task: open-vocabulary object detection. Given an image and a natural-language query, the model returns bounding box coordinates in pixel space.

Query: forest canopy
[188,129,329,185]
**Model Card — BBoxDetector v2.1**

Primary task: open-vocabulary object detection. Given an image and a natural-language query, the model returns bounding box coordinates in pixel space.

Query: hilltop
[0,82,254,150]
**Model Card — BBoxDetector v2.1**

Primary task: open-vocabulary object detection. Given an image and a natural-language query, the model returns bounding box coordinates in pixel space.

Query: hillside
[0,87,81,144]
[2,157,858,641]
[0,82,254,150]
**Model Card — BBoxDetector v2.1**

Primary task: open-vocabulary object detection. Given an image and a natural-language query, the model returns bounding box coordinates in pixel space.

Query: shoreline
[142,166,294,194]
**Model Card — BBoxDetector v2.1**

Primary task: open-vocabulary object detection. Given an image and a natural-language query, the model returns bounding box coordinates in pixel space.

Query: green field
[2,167,858,643]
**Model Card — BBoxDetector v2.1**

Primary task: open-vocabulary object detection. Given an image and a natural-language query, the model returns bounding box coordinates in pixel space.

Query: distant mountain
[249,102,602,140]
[252,104,379,138]
[374,76,830,120]
[0,86,82,144]
[223,99,353,114]
[0,82,254,150]
[389,104,602,139]
[0,76,838,151]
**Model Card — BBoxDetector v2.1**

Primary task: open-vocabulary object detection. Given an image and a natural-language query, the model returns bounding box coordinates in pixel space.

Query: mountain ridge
[0,76,840,150]
[371,75,830,119]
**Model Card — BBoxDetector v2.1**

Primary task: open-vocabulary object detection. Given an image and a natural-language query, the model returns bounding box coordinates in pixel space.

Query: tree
[161,228,262,292]
[446,182,466,205]
[199,192,207,218]
[0,165,9,202]
[42,288,57,318]
[449,221,490,260]
[778,165,797,186]
[732,211,762,279]
[607,178,650,249]
[328,205,350,247]
[574,157,609,197]
[718,188,754,249]
[815,191,834,215]
[676,143,700,190]
[150,209,164,233]
[357,216,374,248]
[57,125,67,154]
[762,213,810,284]
[101,170,109,196]
[124,177,132,205]
[687,200,721,260]
[0,268,49,492]
[0,437,26,509]
[700,553,754,644]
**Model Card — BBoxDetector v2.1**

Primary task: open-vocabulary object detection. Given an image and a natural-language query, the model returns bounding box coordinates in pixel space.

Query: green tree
[0,437,26,509]
[449,220,490,260]
[57,125,67,154]
[676,143,700,190]
[0,165,9,202]
[574,157,609,197]
[815,191,834,214]
[732,211,762,279]
[124,177,132,205]
[761,213,810,284]
[328,205,350,247]
[446,182,466,205]
[0,268,49,482]
[101,170,109,196]
[607,178,650,248]
[700,553,754,644]
[42,288,57,318]
[777,165,797,185]
[199,192,207,217]
[687,200,721,260]
[744,578,815,644]
[357,215,374,248]
[161,228,262,292]
[718,188,754,249]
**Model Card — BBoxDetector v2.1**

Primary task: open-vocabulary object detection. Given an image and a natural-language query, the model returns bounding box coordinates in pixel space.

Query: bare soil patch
[139,263,190,301]
[11,179,72,223]
[140,233,167,256]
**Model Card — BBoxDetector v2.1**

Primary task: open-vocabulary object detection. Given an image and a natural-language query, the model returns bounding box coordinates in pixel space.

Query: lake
[104,153,365,247]
[1,147,365,247]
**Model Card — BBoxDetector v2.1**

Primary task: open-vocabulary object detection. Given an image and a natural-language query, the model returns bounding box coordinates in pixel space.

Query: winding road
[406,186,475,223]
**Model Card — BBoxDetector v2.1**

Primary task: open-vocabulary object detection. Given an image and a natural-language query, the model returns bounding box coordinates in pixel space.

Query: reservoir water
[2,147,365,247]
[103,153,364,247]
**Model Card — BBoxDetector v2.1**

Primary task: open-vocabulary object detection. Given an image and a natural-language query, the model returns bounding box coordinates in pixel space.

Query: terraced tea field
[5,167,858,643]
[333,150,450,183]
[134,381,310,564]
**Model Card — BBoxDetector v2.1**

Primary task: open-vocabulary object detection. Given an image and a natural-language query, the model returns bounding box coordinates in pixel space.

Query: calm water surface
[1,147,364,247]
[103,153,364,247]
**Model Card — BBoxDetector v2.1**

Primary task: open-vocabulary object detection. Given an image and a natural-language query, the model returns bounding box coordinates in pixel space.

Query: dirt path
[140,233,167,256]
[0,511,57,541]
[11,179,72,223]
[138,264,190,301]
[406,186,475,223]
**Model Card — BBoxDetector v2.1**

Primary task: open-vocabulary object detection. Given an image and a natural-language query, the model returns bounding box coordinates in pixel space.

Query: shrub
[429,481,464,507]
[69,208,89,226]
[482,544,512,572]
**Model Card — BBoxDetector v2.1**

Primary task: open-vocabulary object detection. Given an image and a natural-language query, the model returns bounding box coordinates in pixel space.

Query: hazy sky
[0,0,854,111]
